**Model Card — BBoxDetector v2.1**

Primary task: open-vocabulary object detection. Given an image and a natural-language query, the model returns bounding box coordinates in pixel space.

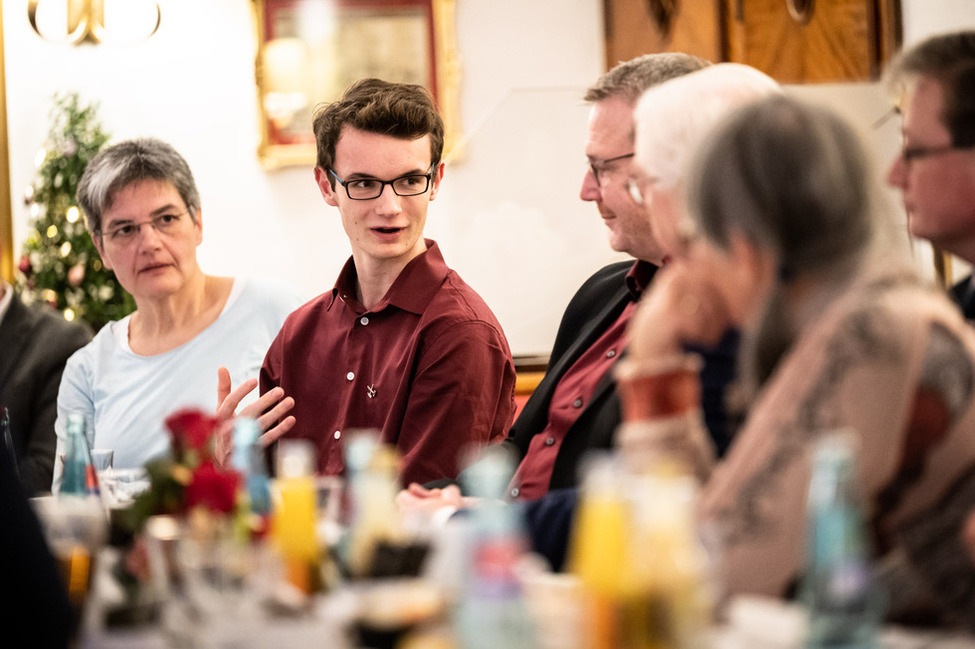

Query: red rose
[165,409,219,463]
[184,462,240,514]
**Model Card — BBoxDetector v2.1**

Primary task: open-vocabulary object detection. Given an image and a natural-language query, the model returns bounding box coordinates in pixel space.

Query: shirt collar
[625,260,658,300]
[329,239,449,315]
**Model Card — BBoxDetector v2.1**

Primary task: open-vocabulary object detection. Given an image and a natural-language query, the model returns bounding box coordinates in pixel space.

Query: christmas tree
[16,93,135,331]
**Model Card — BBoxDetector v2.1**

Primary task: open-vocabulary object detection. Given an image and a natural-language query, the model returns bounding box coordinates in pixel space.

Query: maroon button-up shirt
[509,263,651,500]
[261,240,516,486]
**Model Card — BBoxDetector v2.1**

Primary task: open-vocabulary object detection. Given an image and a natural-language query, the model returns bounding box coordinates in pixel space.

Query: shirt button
[606,349,617,359]
[334,430,341,440]
[346,371,355,381]
[360,316,369,326]
[573,398,583,408]
[510,487,520,498]
[544,437,556,446]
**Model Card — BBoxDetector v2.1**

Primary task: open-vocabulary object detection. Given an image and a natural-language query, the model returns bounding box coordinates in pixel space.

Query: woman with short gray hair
[54,138,303,483]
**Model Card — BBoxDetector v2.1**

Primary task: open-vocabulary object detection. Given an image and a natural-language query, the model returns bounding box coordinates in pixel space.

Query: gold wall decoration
[252,0,461,170]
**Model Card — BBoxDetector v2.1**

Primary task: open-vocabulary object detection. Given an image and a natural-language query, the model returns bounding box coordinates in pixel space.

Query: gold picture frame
[0,7,13,283]
[251,0,460,169]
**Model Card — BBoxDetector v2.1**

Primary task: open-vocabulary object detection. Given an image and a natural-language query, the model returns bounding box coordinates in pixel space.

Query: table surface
[85,616,975,649]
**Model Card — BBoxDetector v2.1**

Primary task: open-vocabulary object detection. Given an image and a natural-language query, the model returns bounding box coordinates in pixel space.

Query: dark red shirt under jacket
[260,240,516,487]
[508,263,651,500]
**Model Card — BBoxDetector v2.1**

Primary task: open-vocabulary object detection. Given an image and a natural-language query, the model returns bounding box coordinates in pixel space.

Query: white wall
[5,0,975,356]
[4,0,611,356]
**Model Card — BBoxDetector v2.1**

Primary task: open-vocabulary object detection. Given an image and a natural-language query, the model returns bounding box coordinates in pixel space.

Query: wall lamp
[28,0,161,45]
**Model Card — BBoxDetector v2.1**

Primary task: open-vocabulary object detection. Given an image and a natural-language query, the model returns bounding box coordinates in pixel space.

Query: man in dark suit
[401,53,738,512]
[885,31,975,316]
[0,246,91,494]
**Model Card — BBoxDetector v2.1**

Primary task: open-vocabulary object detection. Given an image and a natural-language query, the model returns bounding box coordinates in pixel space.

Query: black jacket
[439,261,738,497]
[503,261,641,493]
[950,274,975,319]
[0,293,91,494]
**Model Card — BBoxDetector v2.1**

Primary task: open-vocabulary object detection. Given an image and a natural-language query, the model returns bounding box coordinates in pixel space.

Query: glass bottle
[454,446,538,649]
[271,439,320,595]
[231,417,271,517]
[345,442,405,579]
[568,453,636,649]
[60,413,99,498]
[570,455,711,649]
[801,431,885,649]
[631,467,712,649]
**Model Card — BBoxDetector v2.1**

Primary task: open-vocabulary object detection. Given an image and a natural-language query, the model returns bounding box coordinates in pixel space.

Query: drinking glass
[107,467,150,507]
[90,449,114,504]
[144,514,283,648]
[31,495,108,645]
[90,448,114,473]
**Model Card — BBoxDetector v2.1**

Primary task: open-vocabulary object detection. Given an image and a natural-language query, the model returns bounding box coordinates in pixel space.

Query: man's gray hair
[584,52,710,105]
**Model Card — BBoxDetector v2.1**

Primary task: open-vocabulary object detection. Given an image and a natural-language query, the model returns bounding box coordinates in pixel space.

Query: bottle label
[471,538,523,599]
[84,465,100,497]
[826,559,870,602]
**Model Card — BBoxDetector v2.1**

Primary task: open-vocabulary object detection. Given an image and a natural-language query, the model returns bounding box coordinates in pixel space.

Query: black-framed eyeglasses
[588,153,634,187]
[101,211,187,245]
[328,165,436,200]
[900,143,972,163]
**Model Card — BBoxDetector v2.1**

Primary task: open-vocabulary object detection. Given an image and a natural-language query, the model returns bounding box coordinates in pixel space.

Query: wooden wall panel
[726,0,877,82]
[604,0,723,67]
[604,0,901,83]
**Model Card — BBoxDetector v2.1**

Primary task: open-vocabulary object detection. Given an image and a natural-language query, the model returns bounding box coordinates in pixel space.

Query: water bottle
[231,417,271,516]
[60,413,99,498]
[801,431,885,649]
[454,446,538,649]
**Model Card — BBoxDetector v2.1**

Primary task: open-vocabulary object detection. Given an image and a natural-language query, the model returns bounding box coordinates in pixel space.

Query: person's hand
[216,366,296,448]
[396,482,472,520]
[627,261,734,361]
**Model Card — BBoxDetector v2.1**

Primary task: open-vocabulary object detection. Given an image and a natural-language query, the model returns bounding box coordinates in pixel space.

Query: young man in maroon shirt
[260,79,516,486]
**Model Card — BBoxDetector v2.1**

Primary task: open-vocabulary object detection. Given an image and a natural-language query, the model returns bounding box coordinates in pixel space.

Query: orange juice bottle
[567,454,645,649]
[271,439,320,594]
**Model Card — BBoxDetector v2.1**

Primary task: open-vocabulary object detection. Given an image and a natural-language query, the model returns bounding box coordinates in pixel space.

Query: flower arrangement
[121,408,257,539]
[102,409,286,630]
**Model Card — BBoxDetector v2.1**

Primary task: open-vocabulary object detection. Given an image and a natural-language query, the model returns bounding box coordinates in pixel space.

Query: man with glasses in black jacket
[401,54,740,519]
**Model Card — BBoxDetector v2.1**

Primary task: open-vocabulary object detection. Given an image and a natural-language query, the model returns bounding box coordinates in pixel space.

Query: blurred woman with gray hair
[621,94,975,626]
